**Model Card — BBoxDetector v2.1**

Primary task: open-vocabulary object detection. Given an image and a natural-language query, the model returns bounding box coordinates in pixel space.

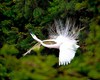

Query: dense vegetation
[0,0,100,80]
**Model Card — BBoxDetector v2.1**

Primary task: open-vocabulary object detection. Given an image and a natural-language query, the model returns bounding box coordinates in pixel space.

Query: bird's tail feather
[49,19,81,40]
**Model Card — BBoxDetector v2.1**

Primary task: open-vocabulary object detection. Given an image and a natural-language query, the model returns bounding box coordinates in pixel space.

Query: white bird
[23,19,82,65]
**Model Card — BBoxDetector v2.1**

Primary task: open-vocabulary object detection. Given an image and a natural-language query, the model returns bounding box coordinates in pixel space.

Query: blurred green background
[0,0,100,80]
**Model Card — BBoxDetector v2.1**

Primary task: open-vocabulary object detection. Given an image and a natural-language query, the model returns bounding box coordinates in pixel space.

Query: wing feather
[59,42,79,65]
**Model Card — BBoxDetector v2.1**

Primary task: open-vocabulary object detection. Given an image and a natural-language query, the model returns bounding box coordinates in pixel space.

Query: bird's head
[28,29,38,40]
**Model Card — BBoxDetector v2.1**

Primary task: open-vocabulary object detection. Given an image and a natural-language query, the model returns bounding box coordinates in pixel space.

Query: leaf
[0,44,19,55]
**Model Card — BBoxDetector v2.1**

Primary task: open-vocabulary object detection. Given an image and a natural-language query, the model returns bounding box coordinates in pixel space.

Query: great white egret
[24,19,82,65]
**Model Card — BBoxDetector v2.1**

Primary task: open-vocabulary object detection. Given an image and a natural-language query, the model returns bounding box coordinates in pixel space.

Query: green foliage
[33,7,44,18]
[75,1,87,10]
[0,0,100,80]
[0,64,7,80]
[0,44,19,55]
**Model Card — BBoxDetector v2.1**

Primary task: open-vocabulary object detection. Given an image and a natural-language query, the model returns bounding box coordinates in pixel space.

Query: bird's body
[24,19,81,65]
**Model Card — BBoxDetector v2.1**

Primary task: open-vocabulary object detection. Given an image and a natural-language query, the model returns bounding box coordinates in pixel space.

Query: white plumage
[24,19,81,65]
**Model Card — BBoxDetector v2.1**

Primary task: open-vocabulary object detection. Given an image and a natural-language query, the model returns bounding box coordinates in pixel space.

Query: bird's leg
[23,46,34,56]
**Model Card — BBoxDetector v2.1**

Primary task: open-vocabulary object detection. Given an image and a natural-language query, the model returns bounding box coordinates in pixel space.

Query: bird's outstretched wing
[59,42,79,65]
